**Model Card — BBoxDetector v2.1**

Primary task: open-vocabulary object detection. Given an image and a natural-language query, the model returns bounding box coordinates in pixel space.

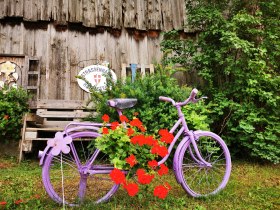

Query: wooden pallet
[18,99,95,162]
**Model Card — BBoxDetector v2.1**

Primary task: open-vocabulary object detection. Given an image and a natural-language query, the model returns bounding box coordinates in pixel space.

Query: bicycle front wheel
[42,132,119,206]
[177,131,231,197]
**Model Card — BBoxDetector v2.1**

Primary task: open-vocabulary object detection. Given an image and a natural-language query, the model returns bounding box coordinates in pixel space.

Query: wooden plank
[123,0,136,28]
[37,120,74,128]
[161,0,173,31]
[82,0,96,27]
[36,110,91,118]
[171,0,184,30]
[25,113,44,124]
[22,140,32,152]
[15,0,24,17]
[135,0,147,30]
[25,131,37,138]
[109,0,122,29]
[26,127,64,132]
[0,0,6,18]
[96,0,110,26]
[40,0,51,21]
[147,0,162,30]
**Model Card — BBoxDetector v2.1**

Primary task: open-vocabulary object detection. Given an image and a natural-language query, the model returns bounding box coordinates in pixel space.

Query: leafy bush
[161,0,280,163]
[0,87,29,142]
[88,65,211,135]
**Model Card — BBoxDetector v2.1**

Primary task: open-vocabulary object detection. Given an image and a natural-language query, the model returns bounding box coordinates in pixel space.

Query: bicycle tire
[42,132,119,206]
[176,131,231,197]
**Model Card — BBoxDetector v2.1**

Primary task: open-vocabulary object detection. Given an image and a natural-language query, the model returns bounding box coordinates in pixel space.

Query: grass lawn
[0,155,279,210]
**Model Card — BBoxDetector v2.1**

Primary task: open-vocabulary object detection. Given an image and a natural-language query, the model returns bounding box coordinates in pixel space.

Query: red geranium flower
[145,136,157,146]
[139,125,146,132]
[153,185,169,199]
[148,160,158,168]
[136,169,154,184]
[127,128,134,136]
[130,118,143,128]
[102,127,109,134]
[159,129,174,144]
[157,164,169,176]
[111,121,119,130]
[102,114,110,122]
[120,115,129,123]
[0,201,7,206]
[123,182,139,196]
[151,145,169,157]
[110,168,126,184]
[14,199,23,205]
[3,115,9,120]
[125,154,137,167]
[130,135,145,145]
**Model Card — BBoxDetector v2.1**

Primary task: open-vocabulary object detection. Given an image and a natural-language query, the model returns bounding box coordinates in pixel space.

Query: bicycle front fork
[187,131,212,167]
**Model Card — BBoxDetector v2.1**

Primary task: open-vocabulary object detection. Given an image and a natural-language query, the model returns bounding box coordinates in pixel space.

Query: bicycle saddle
[107,98,137,109]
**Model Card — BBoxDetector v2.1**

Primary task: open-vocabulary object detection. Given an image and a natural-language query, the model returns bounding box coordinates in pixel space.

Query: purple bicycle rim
[174,130,231,197]
[42,132,120,205]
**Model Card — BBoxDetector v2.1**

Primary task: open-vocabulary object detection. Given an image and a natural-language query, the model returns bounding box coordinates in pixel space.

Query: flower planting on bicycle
[40,89,231,206]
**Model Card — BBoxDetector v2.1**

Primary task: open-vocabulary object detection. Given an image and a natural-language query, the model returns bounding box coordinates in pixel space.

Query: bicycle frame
[40,89,211,172]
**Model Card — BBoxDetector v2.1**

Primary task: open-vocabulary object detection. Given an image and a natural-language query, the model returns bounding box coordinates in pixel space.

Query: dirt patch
[0,140,19,157]
[0,162,14,169]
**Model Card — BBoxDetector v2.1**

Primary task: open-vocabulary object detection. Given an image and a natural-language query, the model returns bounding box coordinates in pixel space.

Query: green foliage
[161,0,280,163]
[89,65,210,134]
[91,120,156,170]
[0,87,29,142]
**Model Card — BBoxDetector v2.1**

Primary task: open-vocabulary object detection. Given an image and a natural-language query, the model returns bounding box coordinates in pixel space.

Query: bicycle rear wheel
[177,131,231,197]
[42,132,119,206]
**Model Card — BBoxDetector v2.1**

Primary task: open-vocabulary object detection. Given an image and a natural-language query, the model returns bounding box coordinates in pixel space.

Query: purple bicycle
[39,89,231,206]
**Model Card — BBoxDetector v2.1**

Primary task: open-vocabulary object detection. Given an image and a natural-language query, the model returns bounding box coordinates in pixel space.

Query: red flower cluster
[151,144,169,157]
[120,115,129,123]
[102,114,172,199]
[111,121,120,130]
[130,135,157,146]
[127,128,134,136]
[136,169,154,184]
[153,183,171,199]
[102,127,109,134]
[148,160,158,168]
[102,114,110,122]
[125,154,137,167]
[130,118,146,132]
[0,201,7,206]
[159,129,174,144]
[3,115,9,120]
[110,168,126,184]
[157,164,169,176]
[14,199,23,205]
[123,183,139,196]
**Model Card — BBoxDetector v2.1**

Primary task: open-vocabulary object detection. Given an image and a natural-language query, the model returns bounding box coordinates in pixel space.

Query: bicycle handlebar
[159,88,205,107]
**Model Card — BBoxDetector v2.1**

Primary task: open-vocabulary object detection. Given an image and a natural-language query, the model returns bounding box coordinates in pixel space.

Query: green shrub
[88,65,211,135]
[0,87,29,142]
[161,0,280,163]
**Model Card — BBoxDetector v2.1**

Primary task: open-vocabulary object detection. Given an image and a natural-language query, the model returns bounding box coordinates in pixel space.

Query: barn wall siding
[0,0,187,31]
[0,22,163,101]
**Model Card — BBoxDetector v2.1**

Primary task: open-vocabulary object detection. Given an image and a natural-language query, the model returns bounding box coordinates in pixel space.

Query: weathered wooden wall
[0,0,186,31]
[0,0,188,103]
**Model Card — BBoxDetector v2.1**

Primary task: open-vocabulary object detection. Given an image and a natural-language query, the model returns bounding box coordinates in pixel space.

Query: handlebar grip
[190,88,198,100]
[159,96,172,103]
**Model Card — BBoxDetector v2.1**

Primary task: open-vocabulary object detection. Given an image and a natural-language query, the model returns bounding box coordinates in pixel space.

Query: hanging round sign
[77,65,117,92]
